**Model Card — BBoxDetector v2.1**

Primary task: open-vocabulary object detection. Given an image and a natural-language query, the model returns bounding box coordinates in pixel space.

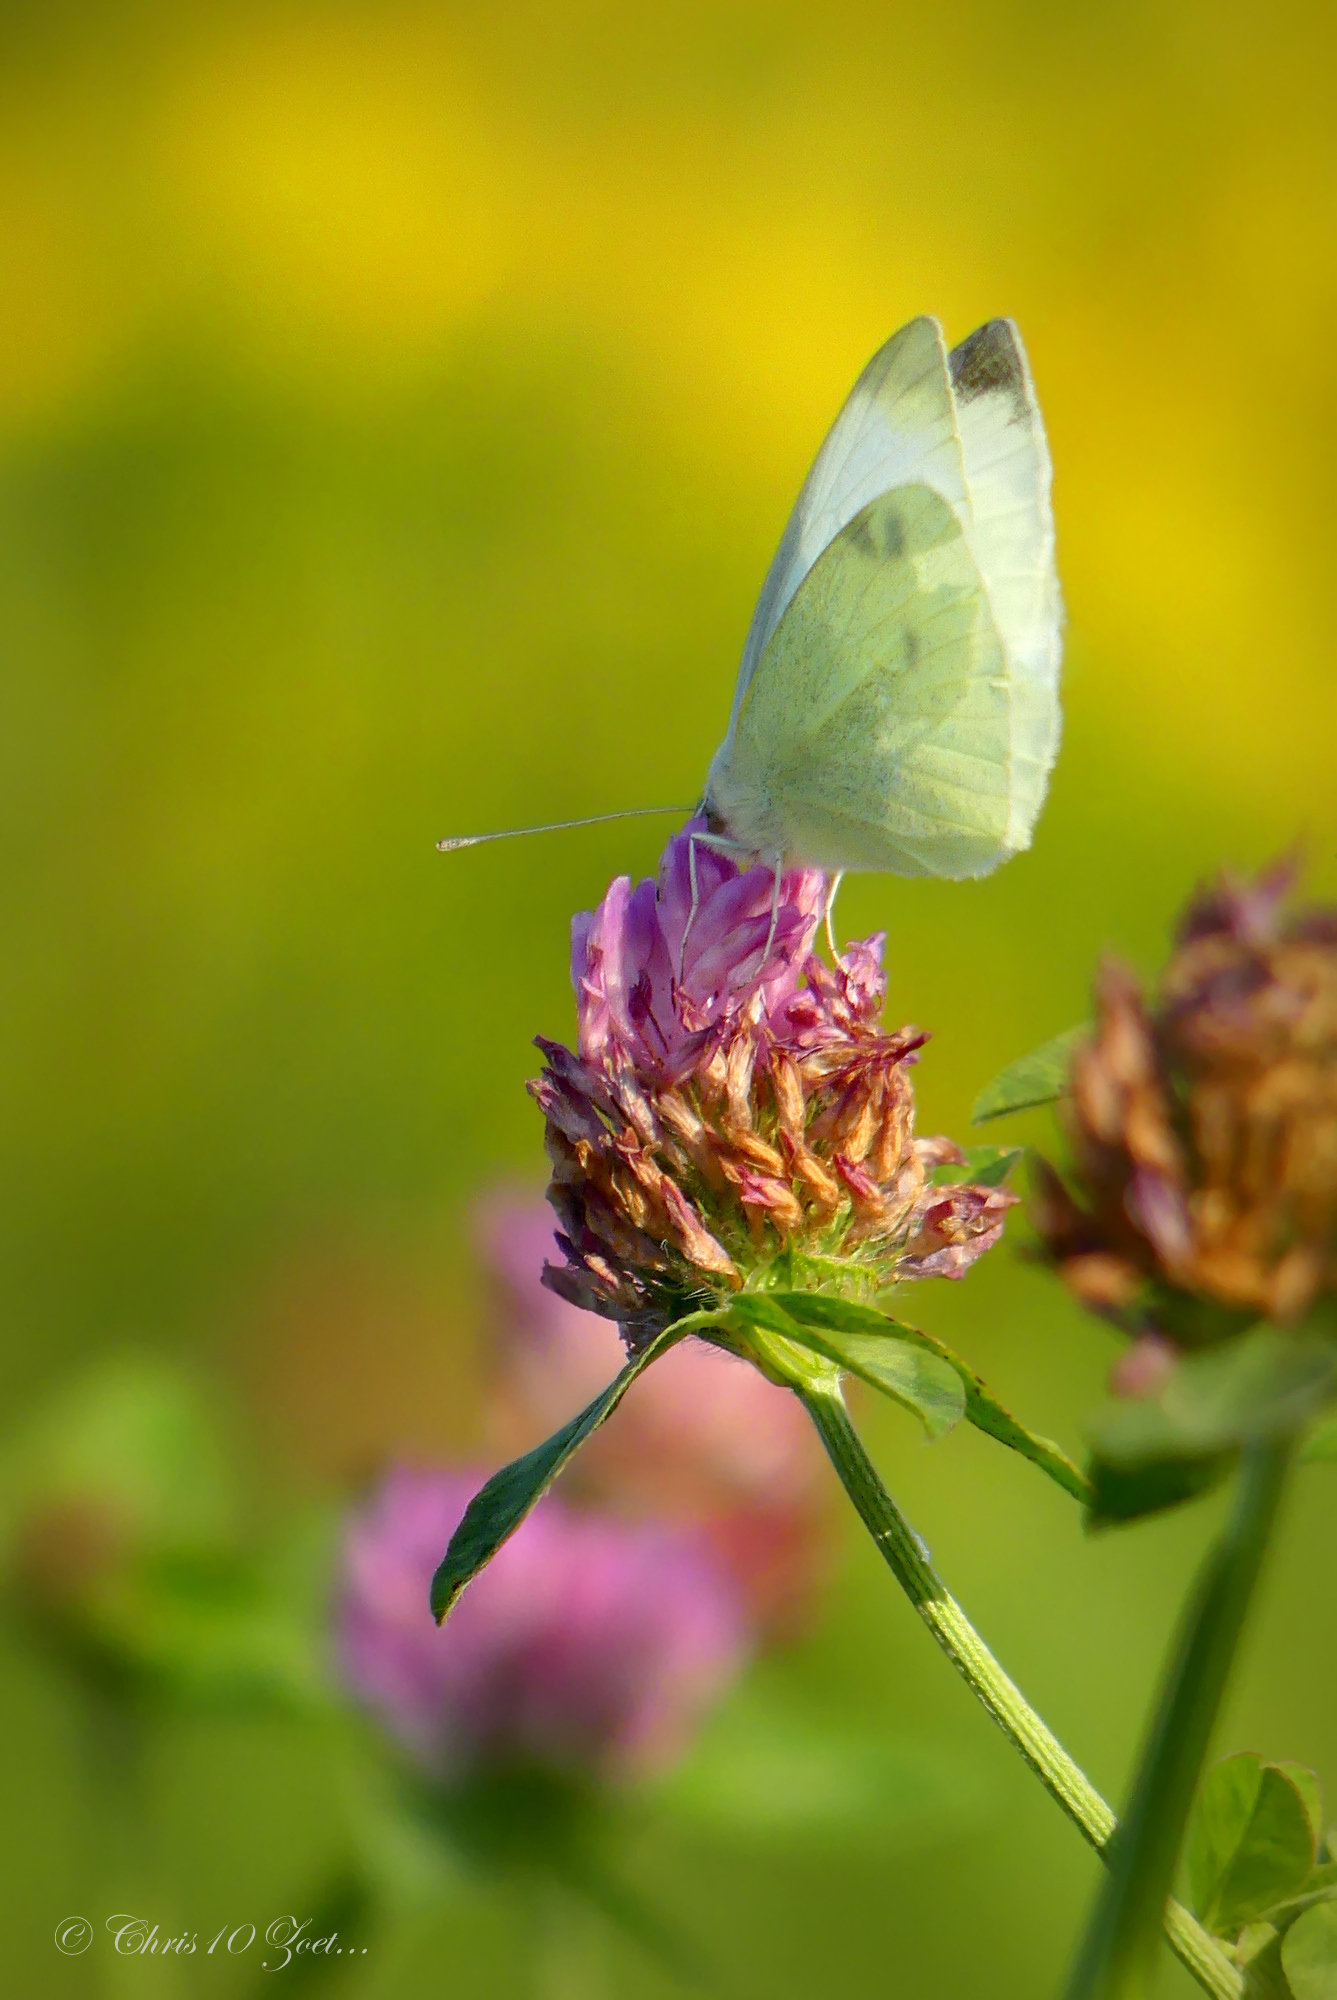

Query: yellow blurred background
[3,1,1335,1993]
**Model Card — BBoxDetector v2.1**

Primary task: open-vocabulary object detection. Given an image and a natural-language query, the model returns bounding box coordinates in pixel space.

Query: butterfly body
[703,315,1062,879]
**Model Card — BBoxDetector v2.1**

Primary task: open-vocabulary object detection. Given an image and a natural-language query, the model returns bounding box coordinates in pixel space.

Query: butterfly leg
[758,852,784,980]
[823,872,845,962]
[681,831,708,985]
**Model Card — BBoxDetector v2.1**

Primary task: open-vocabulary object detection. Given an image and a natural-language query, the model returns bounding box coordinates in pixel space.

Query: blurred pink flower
[1109,1333,1179,1401]
[338,1468,748,1783]
[478,1194,833,1636]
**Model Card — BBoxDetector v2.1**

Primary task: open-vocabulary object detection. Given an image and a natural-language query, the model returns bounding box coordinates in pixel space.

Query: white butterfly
[704,314,1061,890]
[442,315,1062,951]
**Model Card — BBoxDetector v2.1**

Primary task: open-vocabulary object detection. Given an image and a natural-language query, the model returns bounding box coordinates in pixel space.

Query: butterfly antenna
[437,807,695,853]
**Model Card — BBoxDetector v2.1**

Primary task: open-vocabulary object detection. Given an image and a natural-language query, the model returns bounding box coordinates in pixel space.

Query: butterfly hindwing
[724,484,1014,878]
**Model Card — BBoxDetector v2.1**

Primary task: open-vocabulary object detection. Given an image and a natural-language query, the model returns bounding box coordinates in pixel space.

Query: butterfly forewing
[948,320,1062,849]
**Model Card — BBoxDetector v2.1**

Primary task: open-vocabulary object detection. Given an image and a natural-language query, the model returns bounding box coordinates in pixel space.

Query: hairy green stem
[799,1382,1242,2000]
[1064,1437,1291,2000]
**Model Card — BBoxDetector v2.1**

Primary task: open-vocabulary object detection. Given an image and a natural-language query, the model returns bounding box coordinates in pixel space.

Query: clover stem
[1063,1436,1291,2000]
[799,1380,1243,2000]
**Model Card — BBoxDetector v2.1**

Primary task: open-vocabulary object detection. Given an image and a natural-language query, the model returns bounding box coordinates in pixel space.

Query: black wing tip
[948,319,1030,414]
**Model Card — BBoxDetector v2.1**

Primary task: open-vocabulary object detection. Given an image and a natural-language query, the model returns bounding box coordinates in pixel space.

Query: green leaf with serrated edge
[929,1145,1023,1187]
[727,1294,964,1440]
[1201,1759,1315,1933]
[1090,1329,1337,1474]
[1284,1900,1337,1999]
[430,1316,710,1621]
[1188,1754,1317,1935]
[1279,1767,1326,1849]
[761,1292,1091,1503]
[970,1025,1087,1124]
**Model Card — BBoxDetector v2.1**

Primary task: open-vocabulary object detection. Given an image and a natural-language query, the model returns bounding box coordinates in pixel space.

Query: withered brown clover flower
[531,819,1013,1351]
[1032,863,1337,1347]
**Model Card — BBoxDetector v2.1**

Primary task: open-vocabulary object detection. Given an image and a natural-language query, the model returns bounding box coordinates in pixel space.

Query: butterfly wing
[716,485,1014,878]
[709,316,1062,876]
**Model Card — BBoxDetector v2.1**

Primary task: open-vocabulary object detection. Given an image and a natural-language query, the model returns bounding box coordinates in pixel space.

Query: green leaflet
[1087,1452,1231,1528]
[929,1144,1023,1187]
[724,1293,965,1441]
[429,1317,698,1623]
[1284,1901,1337,1999]
[1092,1328,1337,1457]
[970,1024,1087,1124]
[1279,1766,1326,1848]
[1087,1328,1337,1526]
[1187,1754,1318,1936]
[762,1292,1090,1503]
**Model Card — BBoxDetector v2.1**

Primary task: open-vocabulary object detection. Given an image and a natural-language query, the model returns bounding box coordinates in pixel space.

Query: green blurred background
[3,0,1336,1992]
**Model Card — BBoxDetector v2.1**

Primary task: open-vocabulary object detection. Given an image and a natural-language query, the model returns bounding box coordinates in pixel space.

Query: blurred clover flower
[478,1194,832,1635]
[534,819,1014,1348]
[0,1355,323,1713]
[1,1357,233,1633]
[338,1467,747,1783]
[1031,863,1337,1351]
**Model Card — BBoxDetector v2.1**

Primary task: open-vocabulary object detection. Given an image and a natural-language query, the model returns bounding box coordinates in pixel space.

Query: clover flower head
[1032,862,1337,1343]
[532,822,1014,1348]
[572,815,826,1082]
[338,1467,748,1782]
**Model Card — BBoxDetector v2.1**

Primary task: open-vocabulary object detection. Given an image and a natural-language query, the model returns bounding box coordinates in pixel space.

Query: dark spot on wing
[848,500,907,561]
[848,509,878,557]
[847,498,905,560]
[877,505,905,559]
[949,320,1026,420]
